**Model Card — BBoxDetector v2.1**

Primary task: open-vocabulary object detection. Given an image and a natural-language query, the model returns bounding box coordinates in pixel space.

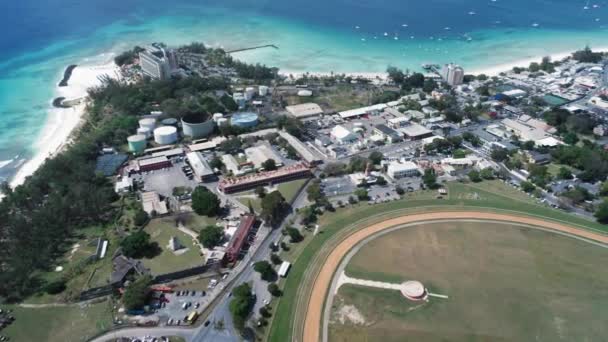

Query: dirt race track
[301,211,608,342]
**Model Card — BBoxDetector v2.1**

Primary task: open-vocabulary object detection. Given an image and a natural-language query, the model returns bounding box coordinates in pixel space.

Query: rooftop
[285,103,324,118]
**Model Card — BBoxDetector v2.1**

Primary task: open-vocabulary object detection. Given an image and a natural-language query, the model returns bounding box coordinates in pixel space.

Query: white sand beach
[9,62,120,189]
[470,46,608,76]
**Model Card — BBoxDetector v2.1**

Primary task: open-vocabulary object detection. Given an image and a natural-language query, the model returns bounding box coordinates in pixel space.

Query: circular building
[139,118,156,130]
[400,281,428,301]
[154,126,178,145]
[231,112,259,128]
[181,113,214,139]
[161,118,178,127]
[127,134,147,153]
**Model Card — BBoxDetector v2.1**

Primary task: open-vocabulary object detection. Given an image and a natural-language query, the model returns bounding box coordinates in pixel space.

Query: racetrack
[301,211,608,342]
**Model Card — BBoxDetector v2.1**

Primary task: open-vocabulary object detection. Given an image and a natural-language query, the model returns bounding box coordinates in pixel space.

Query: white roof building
[285,103,324,118]
[387,161,420,179]
[141,191,168,216]
[331,125,359,144]
[186,151,215,181]
[338,104,387,119]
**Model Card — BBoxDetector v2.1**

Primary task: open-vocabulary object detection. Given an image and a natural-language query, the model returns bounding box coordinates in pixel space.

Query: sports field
[266,181,608,342]
[330,221,608,341]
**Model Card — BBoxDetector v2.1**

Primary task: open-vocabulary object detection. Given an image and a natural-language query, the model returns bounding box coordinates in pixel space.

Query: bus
[186,311,199,324]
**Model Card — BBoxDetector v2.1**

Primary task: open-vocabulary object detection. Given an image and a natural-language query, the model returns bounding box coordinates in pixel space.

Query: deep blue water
[0,0,607,182]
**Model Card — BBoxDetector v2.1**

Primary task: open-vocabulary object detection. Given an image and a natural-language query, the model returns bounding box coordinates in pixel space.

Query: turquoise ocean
[1,0,607,182]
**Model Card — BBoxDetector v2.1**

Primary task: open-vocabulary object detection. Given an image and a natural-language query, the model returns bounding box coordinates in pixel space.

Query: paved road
[89,327,193,342]
[191,179,311,341]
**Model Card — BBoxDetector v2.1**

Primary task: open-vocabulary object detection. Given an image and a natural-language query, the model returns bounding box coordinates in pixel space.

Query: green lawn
[182,212,219,234]
[3,300,113,342]
[267,180,608,342]
[235,178,308,213]
[142,218,205,275]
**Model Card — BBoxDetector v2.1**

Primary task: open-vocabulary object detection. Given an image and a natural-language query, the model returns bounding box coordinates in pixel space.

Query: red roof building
[225,214,256,263]
[218,163,311,194]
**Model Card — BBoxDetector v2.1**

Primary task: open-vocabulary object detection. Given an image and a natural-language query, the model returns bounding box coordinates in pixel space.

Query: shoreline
[9,61,120,189]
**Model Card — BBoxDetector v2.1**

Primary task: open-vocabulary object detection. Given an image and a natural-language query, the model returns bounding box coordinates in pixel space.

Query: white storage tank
[213,113,224,122]
[137,127,152,139]
[259,85,269,96]
[297,89,313,97]
[154,126,178,145]
[217,118,229,126]
[139,118,156,130]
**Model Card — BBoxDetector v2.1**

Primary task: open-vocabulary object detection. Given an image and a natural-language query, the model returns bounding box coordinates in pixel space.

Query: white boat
[469,11,476,15]
[532,23,540,27]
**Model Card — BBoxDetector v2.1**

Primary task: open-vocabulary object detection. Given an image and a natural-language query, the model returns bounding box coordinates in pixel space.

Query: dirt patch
[334,303,367,326]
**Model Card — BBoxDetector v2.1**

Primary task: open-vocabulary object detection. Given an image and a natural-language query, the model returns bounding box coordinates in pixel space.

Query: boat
[532,23,540,27]
[469,11,476,15]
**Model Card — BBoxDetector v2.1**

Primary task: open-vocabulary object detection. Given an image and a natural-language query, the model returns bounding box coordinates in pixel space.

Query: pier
[227,44,278,54]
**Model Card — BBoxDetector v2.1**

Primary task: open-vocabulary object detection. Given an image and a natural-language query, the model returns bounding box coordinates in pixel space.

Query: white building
[441,63,464,86]
[285,103,324,118]
[139,50,171,80]
[331,125,359,144]
[387,161,420,179]
[186,151,215,182]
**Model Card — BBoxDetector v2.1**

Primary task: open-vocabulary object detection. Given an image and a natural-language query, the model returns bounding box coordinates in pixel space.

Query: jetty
[58,64,77,87]
[227,44,278,54]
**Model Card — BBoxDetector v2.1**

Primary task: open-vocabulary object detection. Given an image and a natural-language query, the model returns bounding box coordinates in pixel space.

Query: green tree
[422,168,438,189]
[262,159,277,171]
[270,253,282,265]
[563,132,579,145]
[229,283,255,331]
[191,186,221,217]
[198,225,224,248]
[491,148,509,162]
[368,151,384,165]
[254,261,277,281]
[558,167,573,180]
[209,156,224,170]
[121,231,152,258]
[395,186,405,195]
[123,275,152,310]
[261,191,288,226]
[376,176,387,186]
[520,181,536,193]
[267,283,282,297]
[354,188,369,201]
[594,200,608,224]
[44,279,67,294]
[254,186,266,198]
[286,227,304,243]
[133,210,149,227]
[468,170,482,182]
[480,168,494,180]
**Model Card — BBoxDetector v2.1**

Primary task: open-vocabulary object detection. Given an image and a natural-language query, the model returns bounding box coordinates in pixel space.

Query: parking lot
[136,159,199,197]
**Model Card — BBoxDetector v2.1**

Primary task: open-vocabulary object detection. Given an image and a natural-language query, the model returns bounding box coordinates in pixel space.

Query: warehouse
[399,123,433,140]
[387,161,420,179]
[373,124,403,143]
[331,125,359,144]
[137,156,172,172]
[278,131,323,166]
[186,152,216,182]
[141,191,168,216]
[285,103,324,119]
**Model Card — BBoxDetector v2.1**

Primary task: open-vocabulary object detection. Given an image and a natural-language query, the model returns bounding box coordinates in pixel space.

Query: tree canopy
[229,283,255,331]
[123,275,152,311]
[191,186,221,217]
[198,225,225,248]
[261,191,289,227]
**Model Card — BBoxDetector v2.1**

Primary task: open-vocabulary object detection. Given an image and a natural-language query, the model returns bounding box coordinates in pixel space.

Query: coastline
[9,61,120,189]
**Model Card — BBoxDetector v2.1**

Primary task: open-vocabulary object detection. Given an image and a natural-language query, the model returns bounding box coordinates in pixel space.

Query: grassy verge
[3,299,113,342]
[266,180,608,342]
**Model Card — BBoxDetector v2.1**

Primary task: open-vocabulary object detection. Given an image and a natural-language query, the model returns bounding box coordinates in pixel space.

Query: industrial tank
[231,112,259,128]
[128,135,147,153]
[297,89,313,97]
[161,118,178,126]
[181,113,214,139]
[154,126,178,145]
[217,118,229,126]
[137,127,151,139]
[212,113,224,122]
[139,118,156,130]
[245,87,256,100]
[258,85,269,96]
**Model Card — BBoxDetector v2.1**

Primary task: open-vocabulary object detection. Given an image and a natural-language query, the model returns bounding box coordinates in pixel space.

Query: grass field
[267,180,608,342]
[333,221,608,341]
[235,178,308,213]
[143,218,204,275]
[2,300,113,342]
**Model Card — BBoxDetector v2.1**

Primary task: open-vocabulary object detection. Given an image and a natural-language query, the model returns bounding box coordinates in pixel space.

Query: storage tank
[245,87,256,100]
[231,112,259,128]
[161,118,178,127]
[297,89,313,97]
[137,127,152,139]
[128,135,147,153]
[212,113,224,122]
[154,126,178,145]
[217,118,229,126]
[233,93,246,108]
[139,118,156,130]
[181,113,214,139]
[259,85,269,96]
